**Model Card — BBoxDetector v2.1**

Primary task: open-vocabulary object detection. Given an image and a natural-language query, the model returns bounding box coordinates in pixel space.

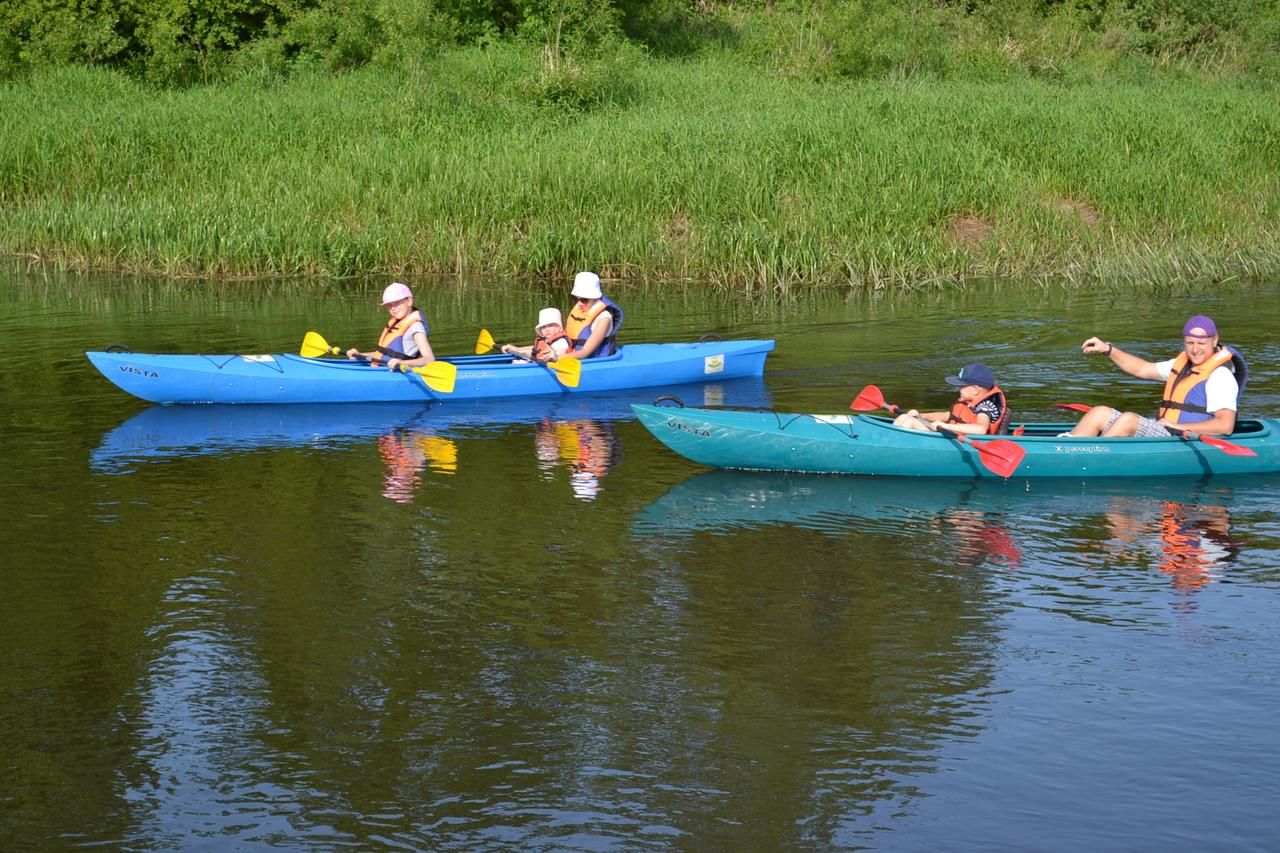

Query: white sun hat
[570,470,601,500]
[535,307,563,332]
[570,271,602,300]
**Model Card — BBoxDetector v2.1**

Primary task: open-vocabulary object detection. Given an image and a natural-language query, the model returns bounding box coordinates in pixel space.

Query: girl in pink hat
[347,282,436,370]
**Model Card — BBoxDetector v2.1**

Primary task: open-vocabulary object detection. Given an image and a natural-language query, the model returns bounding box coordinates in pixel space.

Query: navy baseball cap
[945,363,996,389]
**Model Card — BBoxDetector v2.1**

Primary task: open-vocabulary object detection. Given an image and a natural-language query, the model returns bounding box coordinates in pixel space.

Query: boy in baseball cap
[892,363,1010,435]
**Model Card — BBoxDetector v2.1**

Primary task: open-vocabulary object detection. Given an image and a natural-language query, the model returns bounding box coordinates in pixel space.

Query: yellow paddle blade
[411,361,458,394]
[552,356,582,388]
[475,328,497,355]
[300,330,340,358]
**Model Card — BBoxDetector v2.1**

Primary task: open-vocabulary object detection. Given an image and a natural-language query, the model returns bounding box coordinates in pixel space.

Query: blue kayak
[85,339,774,404]
[631,403,1280,478]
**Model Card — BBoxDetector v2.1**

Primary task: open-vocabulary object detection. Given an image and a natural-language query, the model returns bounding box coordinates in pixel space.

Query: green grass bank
[2,46,1279,289]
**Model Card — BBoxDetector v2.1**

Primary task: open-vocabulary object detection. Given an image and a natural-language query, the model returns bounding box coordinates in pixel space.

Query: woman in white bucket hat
[346,282,436,370]
[562,271,624,359]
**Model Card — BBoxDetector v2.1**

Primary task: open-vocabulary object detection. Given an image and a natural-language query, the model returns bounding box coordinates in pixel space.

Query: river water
[3,268,1279,851]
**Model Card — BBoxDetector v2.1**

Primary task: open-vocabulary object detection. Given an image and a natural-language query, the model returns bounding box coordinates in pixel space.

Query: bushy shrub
[524,35,644,111]
[819,0,954,79]
[373,1,465,69]
[282,2,382,73]
[5,2,129,68]
[732,0,955,81]
[0,0,1275,85]
[0,29,23,80]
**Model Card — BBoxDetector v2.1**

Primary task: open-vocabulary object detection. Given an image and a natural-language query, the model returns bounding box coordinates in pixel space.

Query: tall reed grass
[2,45,1278,289]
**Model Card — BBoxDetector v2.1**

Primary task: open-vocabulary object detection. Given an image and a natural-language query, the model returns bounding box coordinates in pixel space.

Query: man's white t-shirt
[1155,359,1239,412]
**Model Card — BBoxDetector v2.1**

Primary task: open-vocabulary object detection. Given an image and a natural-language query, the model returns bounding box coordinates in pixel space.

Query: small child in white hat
[501,307,572,362]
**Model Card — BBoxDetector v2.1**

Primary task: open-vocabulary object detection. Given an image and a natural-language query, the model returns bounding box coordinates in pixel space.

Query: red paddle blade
[850,384,887,412]
[1053,402,1092,413]
[1199,434,1257,457]
[972,438,1027,478]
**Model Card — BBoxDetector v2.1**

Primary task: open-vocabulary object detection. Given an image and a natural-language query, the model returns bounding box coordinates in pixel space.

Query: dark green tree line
[1,0,1276,86]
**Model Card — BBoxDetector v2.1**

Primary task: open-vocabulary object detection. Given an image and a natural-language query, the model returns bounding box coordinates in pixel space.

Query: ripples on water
[3,273,1280,850]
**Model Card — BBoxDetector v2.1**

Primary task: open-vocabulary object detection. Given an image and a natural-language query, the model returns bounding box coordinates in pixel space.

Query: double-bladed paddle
[299,331,457,394]
[851,384,1027,477]
[1052,403,1256,456]
[474,328,582,388]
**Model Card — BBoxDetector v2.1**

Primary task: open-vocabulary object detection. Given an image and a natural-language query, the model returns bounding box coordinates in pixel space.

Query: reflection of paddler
[569,420,619,501]
[574,428,610,476]
[556,421,583,463]
[418,435,457,475]
[1157,501,1233,593]
[378,433,421,503]
[932,509,1022,569]
[377,430,457,502]
[534,419,560,477]
[532,419,621,500]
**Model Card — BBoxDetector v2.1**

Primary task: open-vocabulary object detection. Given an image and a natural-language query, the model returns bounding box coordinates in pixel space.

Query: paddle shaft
[300,330,455,392]
[479,330,581,388]
[851,384,1025,476]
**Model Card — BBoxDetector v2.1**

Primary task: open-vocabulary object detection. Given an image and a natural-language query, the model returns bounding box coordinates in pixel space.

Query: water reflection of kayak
[91,379,770,472]
[633,469,1276,539]
[636,470,1279,596]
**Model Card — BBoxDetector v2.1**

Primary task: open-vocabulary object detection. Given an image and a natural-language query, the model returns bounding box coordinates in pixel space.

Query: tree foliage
[1,0,1276,85]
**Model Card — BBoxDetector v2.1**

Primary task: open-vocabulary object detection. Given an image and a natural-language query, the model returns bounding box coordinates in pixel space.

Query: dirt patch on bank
[945,214,995,248]
[666,210,692,244]
[1046,195,1102,230]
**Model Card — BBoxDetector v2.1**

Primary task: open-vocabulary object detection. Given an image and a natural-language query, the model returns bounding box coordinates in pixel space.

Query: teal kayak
[85,339,774,404]
[631,403,1280,478]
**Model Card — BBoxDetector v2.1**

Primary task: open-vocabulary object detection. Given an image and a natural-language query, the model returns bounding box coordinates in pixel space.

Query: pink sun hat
[381,282,412,305]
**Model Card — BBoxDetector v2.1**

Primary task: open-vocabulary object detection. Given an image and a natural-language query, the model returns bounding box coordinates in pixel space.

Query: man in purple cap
[1063,314,1248,438]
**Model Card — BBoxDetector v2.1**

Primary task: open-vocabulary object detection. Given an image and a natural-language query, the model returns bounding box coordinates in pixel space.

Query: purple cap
[1183,315,1217,338]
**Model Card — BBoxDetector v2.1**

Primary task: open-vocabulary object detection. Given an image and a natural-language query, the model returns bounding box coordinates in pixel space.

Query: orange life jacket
[1157,502,1216,593]
[532,329,570,360]
[566,302,606,349]
[565,297,623,357]
[1158,346,1245,423]
[948,386,1010,435]
[377,309,426,360]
